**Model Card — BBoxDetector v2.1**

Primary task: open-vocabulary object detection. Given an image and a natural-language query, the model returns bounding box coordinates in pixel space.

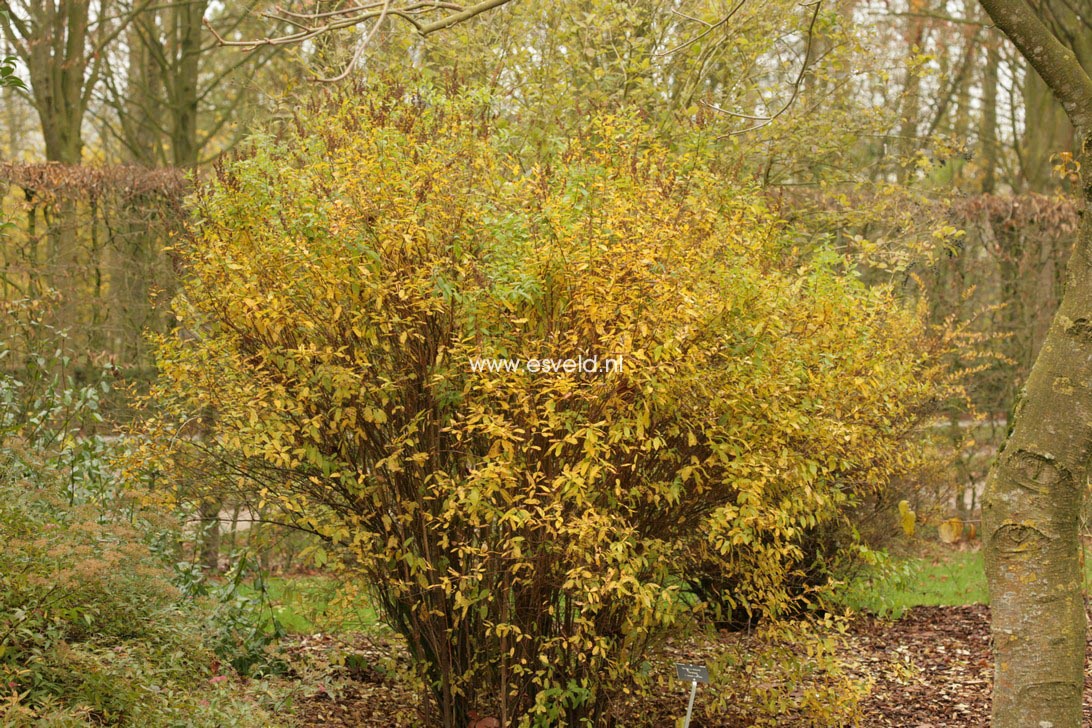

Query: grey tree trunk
[983,181,1092,725]
[166,0,205,167]
[977,0,1092,725]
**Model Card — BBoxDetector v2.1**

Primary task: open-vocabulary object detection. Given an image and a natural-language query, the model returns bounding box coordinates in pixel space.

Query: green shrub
[0,326,281,726]
[0,469,282,726]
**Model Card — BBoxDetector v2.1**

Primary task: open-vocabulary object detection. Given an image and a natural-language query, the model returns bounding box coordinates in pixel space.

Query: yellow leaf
[897,500,916,537]
[937,517,963,544]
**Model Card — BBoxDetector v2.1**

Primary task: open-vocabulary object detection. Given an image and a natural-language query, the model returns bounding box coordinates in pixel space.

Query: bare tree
[0,0,148,163]
[99,1,286,167]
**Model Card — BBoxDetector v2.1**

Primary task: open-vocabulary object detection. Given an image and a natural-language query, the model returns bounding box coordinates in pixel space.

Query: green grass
[838,545,1092,619]
[239,575,382,634]
[258,546,1092,629]
[836,549,988,618]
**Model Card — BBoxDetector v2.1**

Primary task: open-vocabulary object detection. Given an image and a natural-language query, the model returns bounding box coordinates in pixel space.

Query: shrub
[0,461,284,726]
[148,82,939,726]
[701,617,868,726]
[0,330,280,727]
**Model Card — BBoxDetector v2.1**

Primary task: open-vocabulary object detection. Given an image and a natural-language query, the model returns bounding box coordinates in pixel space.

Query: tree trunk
[896,0,927,182]
[122,13,165,165]
[13,0,93,164]
[976,0,1092,722]
[983,134,1092,727]
[980,35,1000,193]
[168,0,205,167]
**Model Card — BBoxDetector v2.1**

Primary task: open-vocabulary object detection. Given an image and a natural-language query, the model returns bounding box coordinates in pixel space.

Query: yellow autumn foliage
[899,499,917,537]
[147,84,939,726]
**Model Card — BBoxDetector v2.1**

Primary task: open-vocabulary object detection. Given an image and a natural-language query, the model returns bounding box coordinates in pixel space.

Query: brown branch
[884,10,994,28]
[316,0,393,83]
[654,0,748,58]
[415,0,510,35]
[204,0,514,61]
[703,0,824,137]
[978,0,1092,130]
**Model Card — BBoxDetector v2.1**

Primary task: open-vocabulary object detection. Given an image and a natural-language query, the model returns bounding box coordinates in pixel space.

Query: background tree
[1015,0,1092,190]
[98,1,289,167]
[0,0,144,164]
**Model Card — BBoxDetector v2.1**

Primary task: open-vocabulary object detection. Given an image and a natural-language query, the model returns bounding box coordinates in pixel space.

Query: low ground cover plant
[0,326,281,727]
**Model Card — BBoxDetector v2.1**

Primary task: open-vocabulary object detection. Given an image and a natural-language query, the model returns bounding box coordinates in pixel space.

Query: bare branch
[669,8,713,28]
[416,0,509,34]
[655,0,748,58]
[204,0,515,74]
[979,0,1092,130]
[702,0,823,137]
[316,0,392,83]
[880,10,994,28]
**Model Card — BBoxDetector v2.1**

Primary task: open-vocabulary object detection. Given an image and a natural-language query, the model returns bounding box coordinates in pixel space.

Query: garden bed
[284,603,1092,727]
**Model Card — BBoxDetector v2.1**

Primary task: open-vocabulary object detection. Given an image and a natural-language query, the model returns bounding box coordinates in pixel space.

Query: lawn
[838,543,1092,618]
[264,547,995,629]
[836,549,989,618]
[262,548,992,629]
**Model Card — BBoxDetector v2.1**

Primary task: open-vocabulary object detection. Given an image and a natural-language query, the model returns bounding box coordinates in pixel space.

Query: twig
[316,0,393,83]
[702,0,824,137]
[655,0,748,57]
[204,0,515,76]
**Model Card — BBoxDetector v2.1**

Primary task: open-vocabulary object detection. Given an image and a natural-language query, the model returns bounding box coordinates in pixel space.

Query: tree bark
[980,34,999,193]
[978,0,1092,725]
[983,175,1092,725]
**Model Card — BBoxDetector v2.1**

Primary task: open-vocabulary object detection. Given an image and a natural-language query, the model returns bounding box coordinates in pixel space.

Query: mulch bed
[286,632,422,727]
[852,604,1092,727]
[287,605,1092,727]
[850,605,993,727]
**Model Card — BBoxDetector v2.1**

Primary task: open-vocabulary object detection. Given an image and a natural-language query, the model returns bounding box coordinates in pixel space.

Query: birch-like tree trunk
[978,0,1092,725]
